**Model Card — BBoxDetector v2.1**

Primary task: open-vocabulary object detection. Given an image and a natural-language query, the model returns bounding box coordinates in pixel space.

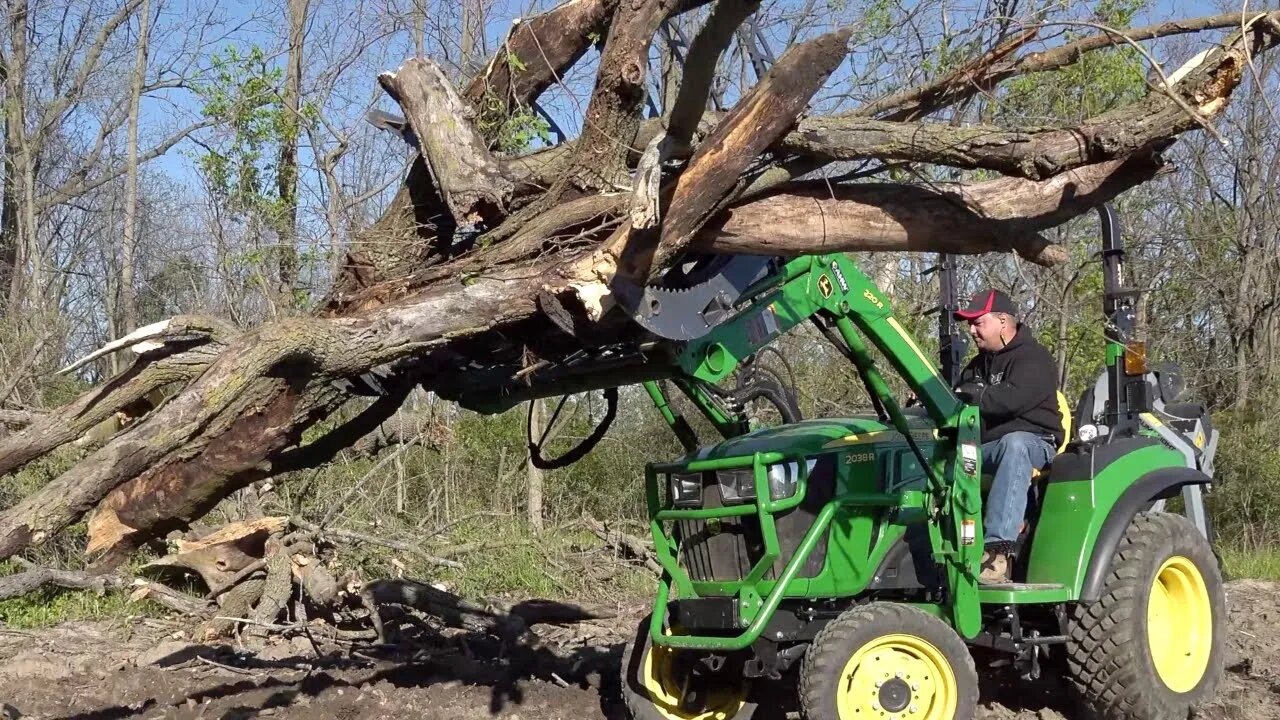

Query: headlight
[716,468,756,503]
[766,459,817,501]
[669,472,702,507]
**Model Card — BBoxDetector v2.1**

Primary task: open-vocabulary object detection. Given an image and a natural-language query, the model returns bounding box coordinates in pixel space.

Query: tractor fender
[1078,466,1211,603]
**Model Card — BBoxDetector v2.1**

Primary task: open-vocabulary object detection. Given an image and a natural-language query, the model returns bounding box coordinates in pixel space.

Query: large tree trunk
[1,3,1276,570]
[2,0,30,310]
[120,0,150,336]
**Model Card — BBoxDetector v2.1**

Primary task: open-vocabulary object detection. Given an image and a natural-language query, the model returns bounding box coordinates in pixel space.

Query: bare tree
[3,0,217,319]
[1,0,32,310]
[277,0,310,305]
[527,398,545,532]
[120,0,153,337]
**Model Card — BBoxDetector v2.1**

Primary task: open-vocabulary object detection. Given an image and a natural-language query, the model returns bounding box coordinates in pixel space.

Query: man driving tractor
[953,288,1065,584]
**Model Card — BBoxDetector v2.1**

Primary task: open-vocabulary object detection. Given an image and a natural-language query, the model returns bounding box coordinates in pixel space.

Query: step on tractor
[435,203,1225,720]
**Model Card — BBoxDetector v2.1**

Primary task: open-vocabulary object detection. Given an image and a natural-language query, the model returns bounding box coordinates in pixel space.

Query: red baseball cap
[954,288,1016,320]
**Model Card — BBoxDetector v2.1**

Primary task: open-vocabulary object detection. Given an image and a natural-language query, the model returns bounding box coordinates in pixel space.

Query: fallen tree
[1,1,1278,618]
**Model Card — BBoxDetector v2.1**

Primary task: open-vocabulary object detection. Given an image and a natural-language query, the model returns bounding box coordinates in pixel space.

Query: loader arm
[651,254,985,637]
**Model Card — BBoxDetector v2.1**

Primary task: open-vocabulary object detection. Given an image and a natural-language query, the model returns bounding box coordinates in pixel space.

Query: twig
[0,565,129,601]
[318,439,421,529]
[417,507,506,535]
[292,517,463,569]
[1037,19,1230,148]
[584,516,661,574]
[196,655,263,676]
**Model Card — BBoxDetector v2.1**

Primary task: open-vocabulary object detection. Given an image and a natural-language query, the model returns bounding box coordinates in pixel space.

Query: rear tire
[1066,512,1225,719]
[620,614,756,720]
[799,602,978,720]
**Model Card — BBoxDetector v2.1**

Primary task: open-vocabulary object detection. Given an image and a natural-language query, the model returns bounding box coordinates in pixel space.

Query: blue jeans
[983,431,1056,543]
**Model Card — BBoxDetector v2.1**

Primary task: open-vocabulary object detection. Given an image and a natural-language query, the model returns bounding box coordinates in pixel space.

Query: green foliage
[920,34,976,79]
[852,0,894,43]
[191,46,291,219]
[1220,545,1280,582]
[186,43,316,307]
[0,556,169,628]
[36,374,93,409]
[431,519,648,599]
[0,450,80,514]
[505,52,527,74]
[0,581,151,629]
[1206,405,1280,549]
[475,96,553,154]
[998,0,1149,122]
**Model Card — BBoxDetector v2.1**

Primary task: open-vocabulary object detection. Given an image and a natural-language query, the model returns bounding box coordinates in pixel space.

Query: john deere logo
[818,275,833,298]
[706,518,723,535]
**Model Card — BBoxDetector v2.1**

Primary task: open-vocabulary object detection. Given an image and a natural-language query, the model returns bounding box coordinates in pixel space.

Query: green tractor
[439,205,1224,720]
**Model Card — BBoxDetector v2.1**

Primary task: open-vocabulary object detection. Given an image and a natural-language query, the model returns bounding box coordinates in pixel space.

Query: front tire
[620,615,756,720]
[799,602,978,720]
[1066,511,1226,719]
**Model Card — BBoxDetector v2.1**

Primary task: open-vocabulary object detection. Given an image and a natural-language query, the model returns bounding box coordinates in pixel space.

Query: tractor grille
[674,456,835,583]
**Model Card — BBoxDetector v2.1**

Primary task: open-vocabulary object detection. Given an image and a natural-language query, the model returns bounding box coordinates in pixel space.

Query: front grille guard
[645,451,920,651]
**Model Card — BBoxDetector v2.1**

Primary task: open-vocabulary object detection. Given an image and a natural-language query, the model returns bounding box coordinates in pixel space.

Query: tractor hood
[674,416,940,464]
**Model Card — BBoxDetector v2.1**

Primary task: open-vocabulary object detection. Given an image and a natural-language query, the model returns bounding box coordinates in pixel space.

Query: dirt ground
[1,580,1277,720]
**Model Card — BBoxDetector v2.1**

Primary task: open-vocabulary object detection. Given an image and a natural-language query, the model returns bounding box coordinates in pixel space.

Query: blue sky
[137,0,1234,205]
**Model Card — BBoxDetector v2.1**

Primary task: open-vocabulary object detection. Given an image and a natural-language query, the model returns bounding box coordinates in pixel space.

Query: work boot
[979,543,1014,584]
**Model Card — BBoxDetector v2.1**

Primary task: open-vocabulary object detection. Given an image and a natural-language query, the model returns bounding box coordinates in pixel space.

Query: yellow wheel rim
[1147,555,1213,693]
[641,640,748,720]
[835,634,958,720]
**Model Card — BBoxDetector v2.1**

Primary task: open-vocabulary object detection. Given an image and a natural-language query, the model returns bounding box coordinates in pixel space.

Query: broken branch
[379,59,514,225]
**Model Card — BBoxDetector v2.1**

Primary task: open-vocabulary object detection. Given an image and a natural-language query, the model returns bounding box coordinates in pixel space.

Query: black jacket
[957,325,1064,445]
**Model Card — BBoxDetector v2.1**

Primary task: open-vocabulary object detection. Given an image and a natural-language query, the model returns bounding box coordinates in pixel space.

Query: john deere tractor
[438,204,1224,720]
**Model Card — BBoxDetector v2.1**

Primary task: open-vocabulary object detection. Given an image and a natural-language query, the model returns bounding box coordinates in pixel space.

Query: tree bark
[463,0,620,119]
[649,27,855,274]
[2,0,30,309]
[527,399,545,532]
[201,576,265,639]
[246,549,292,636]
[0,565,127,601]
[0,257,566,562]
[556,0,693,190]
[665,0,762,151]
[277,0,309,304]
[0,317,229,478]
[120,0,150,336]
[379,58,514,226]
[698,154,1167,265]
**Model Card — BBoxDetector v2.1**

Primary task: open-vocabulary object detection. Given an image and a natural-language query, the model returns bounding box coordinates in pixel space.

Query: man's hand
[954,381,986,404]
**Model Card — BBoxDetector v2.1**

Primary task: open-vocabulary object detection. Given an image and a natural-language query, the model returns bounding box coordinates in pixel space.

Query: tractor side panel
[784,444,905,597]
[1024,444,1185,593]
